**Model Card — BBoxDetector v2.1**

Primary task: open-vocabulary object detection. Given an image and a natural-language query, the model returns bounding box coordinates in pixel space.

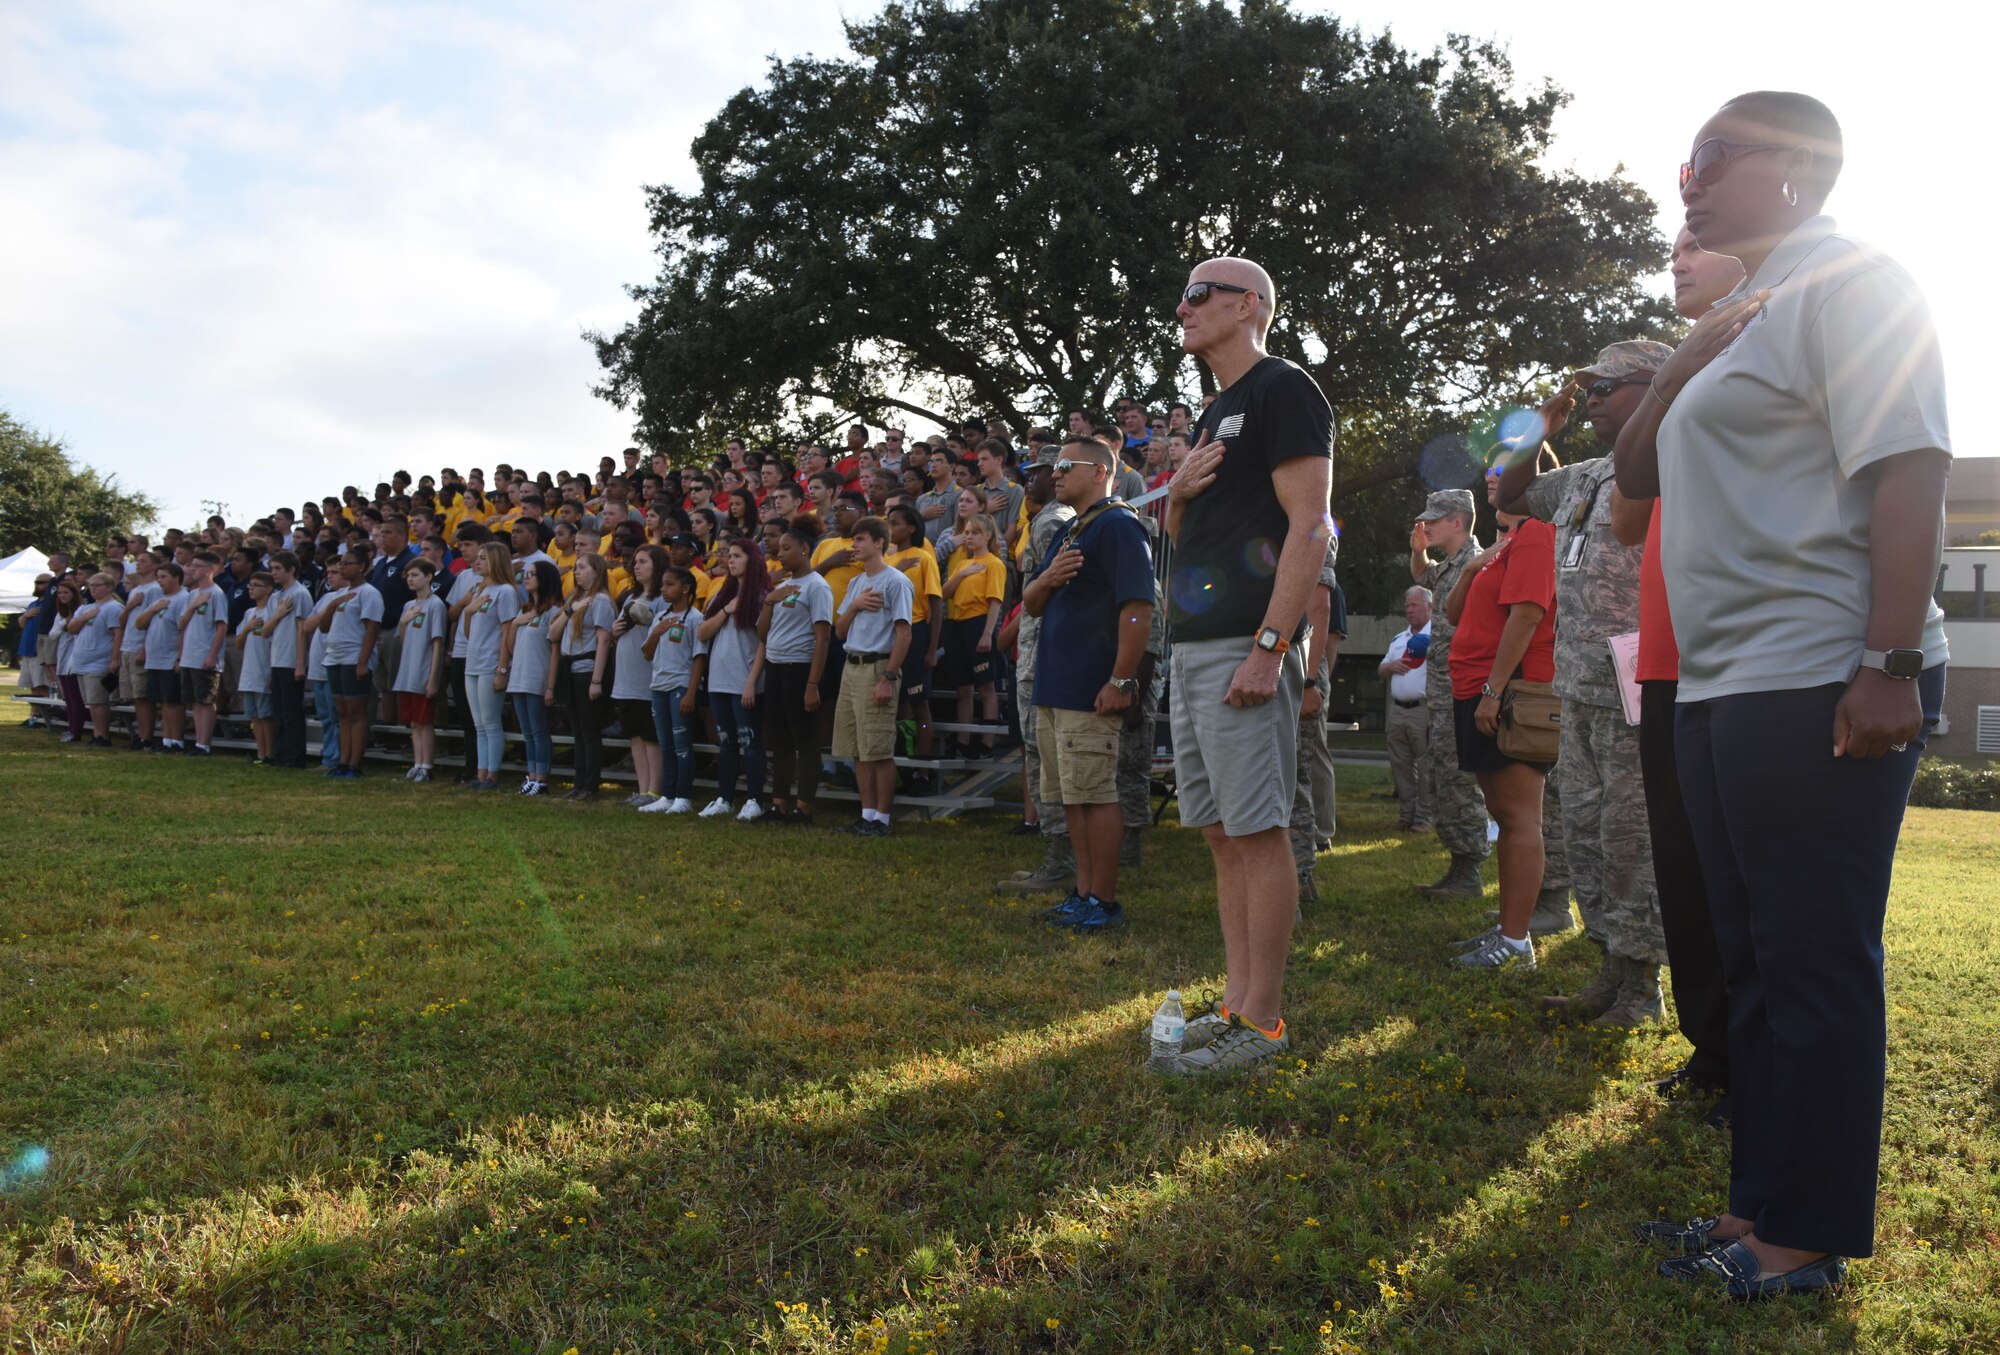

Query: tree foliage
[592,0,1677,608]
[0,410,158,562]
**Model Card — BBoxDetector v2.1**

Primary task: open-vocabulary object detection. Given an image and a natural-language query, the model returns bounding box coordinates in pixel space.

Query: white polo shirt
[1658,215,1951,703]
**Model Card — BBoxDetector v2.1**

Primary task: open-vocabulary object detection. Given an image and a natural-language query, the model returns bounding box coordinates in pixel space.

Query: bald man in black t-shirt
[1158,255,1336,1077]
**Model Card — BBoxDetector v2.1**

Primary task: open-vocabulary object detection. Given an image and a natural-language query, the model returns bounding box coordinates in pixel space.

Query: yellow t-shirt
[811,535,861,605]
[1011,500,1031,561]
[944,548,1007,623]
[606,564,633,600]
[694,570,723,608]
[887,546,943,624]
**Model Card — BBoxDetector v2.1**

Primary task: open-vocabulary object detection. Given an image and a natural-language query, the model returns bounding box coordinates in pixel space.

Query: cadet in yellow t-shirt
[885,503,946,761]
[941,514,1007,755]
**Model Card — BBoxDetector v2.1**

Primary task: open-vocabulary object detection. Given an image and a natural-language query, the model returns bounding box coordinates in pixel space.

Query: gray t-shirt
[704,614,762,695]
[463,583,521,677]
[1658,216,1952,702]
[70,598,124,673]
[306,612,330,683]
[506,607,558,695]
[838,565,915,656]
[236,606,273,694]
[648,604,704,692]
[265,581,314,670]
[142,591,183,670]
[176,584,228,667]
[120,582,161,653]
[446,568,480,659]
[324,583,385,665]
[560,593,616,668]
[917,488,958,543]
[612,594,665,700]
[394,596,448,693]
[764,572,834,664]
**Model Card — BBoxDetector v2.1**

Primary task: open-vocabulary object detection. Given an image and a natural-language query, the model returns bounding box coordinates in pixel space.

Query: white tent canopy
[0,547,52,615]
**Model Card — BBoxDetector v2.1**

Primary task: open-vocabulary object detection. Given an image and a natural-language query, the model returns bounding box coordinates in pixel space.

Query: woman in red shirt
[1446,468,1558,968]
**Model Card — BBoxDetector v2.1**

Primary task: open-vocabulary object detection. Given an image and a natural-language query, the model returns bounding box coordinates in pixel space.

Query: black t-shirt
[1170,356,1334,643]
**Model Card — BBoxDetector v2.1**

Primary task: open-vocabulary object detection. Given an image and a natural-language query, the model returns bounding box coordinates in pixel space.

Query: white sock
[1500,934,1532,953]
[863,808,884,823]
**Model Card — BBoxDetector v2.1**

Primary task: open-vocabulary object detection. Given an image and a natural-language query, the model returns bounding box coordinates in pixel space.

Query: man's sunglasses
[1679,138,1797,191]
[1182,280,1258,306]
[1582,377,1650,399]
[1052,458,1108,475]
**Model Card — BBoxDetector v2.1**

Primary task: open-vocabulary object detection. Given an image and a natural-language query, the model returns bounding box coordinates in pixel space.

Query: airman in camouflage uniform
[1290,538,1341,901]
[1115,573,1166,866]
[1510,339,1672,1026]
[1411,489,1490,897]
[996,475,1075,895]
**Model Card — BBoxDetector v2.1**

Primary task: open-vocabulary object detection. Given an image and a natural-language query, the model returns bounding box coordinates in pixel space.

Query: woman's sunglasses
[1181,280,1259,307]
[1679,138,1797,191]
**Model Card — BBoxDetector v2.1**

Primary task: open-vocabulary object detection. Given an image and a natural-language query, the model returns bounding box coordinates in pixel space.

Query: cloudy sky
[3,0,1990,530]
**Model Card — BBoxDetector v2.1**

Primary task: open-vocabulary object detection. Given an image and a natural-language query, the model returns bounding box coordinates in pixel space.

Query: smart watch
[1859,648,1924,680]
[1255,626,1289,654]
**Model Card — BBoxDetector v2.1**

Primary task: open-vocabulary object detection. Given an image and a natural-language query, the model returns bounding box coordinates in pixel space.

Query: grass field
[1,720,1996,1354]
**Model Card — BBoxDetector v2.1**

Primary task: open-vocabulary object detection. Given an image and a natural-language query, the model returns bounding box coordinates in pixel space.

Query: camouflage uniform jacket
[1523,456,1640,709]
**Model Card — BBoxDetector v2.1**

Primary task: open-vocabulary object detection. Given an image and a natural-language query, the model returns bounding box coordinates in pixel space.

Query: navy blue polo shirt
[1033,499,1156,712]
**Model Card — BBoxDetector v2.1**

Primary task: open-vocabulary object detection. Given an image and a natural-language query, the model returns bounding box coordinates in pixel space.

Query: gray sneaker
[1450,923,1501,953]
[1454,933,1536,970]
[1165,1018,1290,1076]
[1182,1010,1232,1050]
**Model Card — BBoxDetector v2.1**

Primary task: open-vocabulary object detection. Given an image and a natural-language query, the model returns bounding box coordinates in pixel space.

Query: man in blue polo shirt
[1022,433,1156,932]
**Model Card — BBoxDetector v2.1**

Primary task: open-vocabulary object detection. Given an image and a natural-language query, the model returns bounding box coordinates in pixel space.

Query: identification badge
[666,624,685,643]
[1560,531,1587,571]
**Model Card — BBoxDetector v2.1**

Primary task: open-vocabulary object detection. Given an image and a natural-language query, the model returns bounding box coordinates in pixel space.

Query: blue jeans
[311,679,339,767]
[709,691,765,802]
[651,687,694,800]
[466,672,505,773]
[513,692,552,776]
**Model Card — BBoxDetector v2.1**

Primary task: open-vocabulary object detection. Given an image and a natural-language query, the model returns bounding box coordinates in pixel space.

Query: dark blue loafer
[1635,1215,1721,1255]
[1661,1238,1848,1300]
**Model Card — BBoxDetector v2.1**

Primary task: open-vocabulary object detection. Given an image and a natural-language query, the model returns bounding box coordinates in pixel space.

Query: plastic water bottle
[1149,990,1186,1069]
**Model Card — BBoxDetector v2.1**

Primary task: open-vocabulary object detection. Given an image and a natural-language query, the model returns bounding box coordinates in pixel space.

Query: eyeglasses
[1051,458,1107,475]
[1181,280,1258,306]
[1679,138,1797,190]
[1583,377,1651,399]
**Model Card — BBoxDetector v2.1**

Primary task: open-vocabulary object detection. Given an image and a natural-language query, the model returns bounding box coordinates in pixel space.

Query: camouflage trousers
[1542,767,1571,897]
[1290,709,1335,877]
[1558,698,1664,963]
[1016,628,1065,839]
[1424,690,1491,860]
[1116,684,1158,831]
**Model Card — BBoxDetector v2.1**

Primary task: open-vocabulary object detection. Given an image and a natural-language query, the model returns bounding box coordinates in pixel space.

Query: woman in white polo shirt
[1629,91,1950,1301]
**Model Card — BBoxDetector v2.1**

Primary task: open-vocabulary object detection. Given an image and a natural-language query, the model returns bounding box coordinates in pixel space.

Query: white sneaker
[637,795,677,813]
[698,796,733,818]
[736,799,765,821]
[665,797,694,814]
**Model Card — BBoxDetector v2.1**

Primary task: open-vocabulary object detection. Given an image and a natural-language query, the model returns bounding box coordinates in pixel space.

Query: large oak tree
[592,0,1675,606]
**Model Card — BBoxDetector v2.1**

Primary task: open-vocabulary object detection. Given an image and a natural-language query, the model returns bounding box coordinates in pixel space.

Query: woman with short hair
[1623,91,1951,1299]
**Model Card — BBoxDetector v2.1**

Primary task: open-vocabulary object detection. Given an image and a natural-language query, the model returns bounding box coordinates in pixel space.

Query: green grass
[1,720,1996,1354]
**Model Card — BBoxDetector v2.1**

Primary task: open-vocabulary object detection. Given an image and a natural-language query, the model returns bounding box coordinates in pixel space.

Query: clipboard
[1606,631,1642,726]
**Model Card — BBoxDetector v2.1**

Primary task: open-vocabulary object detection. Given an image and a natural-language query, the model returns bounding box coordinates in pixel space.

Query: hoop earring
[1782,180,1799,207]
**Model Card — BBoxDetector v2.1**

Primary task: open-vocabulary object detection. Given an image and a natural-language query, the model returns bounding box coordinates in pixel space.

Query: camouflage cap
[1575,339,1674,381]
[1415,488,1477,522]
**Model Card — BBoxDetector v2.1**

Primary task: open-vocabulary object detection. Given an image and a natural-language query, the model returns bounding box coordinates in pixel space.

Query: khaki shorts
[81,672,115,705]
[1036,705,1122,806]
[119,650,147,702]
[832,656,897,761]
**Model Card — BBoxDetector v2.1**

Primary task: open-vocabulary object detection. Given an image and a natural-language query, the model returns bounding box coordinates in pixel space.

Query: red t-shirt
[1636,499,1679,683]
[1450,518,1558,699]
